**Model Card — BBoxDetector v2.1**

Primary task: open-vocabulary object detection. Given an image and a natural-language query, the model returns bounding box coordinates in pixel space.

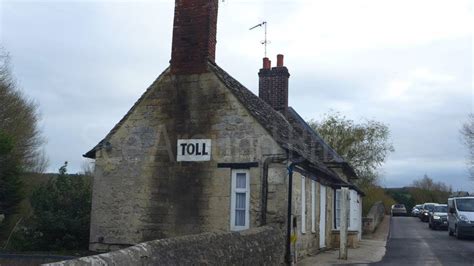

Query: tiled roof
[209,62,347,182]
[285,107,358,179]
[84,62,356,185]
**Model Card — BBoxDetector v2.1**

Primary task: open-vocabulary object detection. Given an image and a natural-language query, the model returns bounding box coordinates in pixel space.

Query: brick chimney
[170,0,219,75]
[258,54,290,113]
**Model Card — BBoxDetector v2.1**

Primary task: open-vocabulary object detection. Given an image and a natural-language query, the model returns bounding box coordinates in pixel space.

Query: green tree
[385,188,416,211]
[308,111,394,187]
[1,48,47,242]
[10,162,92,251]
[0,131,23,219]
[0,49,47,172]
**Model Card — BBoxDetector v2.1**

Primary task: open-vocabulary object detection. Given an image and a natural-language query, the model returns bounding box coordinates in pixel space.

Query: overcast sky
[1,0,472,190]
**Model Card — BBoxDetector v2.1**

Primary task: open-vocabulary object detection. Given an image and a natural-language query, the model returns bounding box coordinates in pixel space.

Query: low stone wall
[45,226,285,266]
[330,230,360,248]
[363,201,385,234]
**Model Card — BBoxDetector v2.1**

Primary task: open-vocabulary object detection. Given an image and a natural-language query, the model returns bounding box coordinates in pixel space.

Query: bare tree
[412,174,451,192]
[410,174,452,203]
[29,149,50,173]
[460,114,474,180]
[80,159,95,176]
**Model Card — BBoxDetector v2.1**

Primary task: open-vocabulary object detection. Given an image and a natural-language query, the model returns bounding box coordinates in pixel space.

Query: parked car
[428,204,448,230]
[391,204,407,216]
[448,196,474,239]
[411,204,423,217]
[419,203,436,222]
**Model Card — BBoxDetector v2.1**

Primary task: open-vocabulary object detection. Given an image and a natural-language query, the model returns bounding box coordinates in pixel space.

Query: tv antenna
[249,21,268,57]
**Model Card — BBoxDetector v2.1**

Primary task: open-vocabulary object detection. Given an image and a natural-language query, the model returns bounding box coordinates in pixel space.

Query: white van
[447,196,474,239]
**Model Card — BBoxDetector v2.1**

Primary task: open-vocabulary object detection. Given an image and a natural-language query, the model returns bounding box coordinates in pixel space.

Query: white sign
[177,139,212,161]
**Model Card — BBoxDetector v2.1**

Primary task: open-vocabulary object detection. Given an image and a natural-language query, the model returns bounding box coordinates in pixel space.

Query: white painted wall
[319,185,326,248]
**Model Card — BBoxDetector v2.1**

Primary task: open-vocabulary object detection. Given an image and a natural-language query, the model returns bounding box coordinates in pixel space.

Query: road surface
[374,216,474,265]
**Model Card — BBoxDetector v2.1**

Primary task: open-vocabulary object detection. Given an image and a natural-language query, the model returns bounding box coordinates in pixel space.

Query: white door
[319,185,326,248]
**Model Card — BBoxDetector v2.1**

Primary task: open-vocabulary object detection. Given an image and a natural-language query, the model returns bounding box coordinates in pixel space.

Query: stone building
[84,0,364,260]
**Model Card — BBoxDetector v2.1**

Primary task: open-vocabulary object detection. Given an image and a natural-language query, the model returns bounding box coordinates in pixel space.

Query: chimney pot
[277,54,284,67]
[263,57,271,69]
[258,53,290,114]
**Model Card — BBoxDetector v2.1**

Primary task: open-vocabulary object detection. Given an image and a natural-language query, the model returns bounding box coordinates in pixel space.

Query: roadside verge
[298,215,390,265]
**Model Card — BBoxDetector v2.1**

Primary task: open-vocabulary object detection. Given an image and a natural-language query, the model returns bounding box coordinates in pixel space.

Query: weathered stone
[46,226,285,266]
[89,70,287,250]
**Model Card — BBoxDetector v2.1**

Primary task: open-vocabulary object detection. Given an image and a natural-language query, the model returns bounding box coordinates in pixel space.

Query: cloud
[280,0,472,54]
[381,158,473,191]
[376,68,459,105]
[1,0,472,192]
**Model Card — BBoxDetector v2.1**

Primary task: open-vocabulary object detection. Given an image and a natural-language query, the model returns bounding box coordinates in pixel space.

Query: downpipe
[285,159,304,265]
[285,163,294,265]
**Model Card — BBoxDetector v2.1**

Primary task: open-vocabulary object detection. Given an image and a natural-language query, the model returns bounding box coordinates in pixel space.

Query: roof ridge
[83,67,171,158]
[208,61,342,181]
[287,107,345,163]
[83,62,349,185]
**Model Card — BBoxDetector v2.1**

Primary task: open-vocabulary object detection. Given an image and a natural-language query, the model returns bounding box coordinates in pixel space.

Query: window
[335,189,341,229]
[301,176,306,234]
[349,190,358,231]
[335,189,350,230]
[230,170,250,231]
[311,180,316,233]
[456,198,474,212]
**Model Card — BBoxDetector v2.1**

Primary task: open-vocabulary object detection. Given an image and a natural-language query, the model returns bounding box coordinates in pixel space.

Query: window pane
[336,190,341,228]
[235,210,245,226]
[236,193,246,209]
[236,173,246,189]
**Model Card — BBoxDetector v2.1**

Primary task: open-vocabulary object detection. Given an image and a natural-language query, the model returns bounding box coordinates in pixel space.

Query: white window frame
[311,180,316,233]
[349,189,358,231]
[335,189,350,230]
[319,184,327,248]
[335,189,341,229]
[301,176,306,234]
[230,169,250,231]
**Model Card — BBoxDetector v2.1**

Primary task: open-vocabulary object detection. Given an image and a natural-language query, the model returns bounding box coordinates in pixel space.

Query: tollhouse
[84,0,364,259]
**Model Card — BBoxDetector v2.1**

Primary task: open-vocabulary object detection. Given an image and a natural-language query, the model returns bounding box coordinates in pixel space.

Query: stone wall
[330,230,360,249]
[46,226,285,266]
[362,201,385,234]
[89,70,286,251]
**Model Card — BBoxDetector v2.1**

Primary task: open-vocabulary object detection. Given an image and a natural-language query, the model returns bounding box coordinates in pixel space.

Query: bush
[362,184,396,216]
[10,162,91,251]
[0,131,23,227]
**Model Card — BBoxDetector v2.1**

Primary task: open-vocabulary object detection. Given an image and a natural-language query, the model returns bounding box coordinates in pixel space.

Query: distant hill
[384,187,417,211]
[384,186,453,212]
